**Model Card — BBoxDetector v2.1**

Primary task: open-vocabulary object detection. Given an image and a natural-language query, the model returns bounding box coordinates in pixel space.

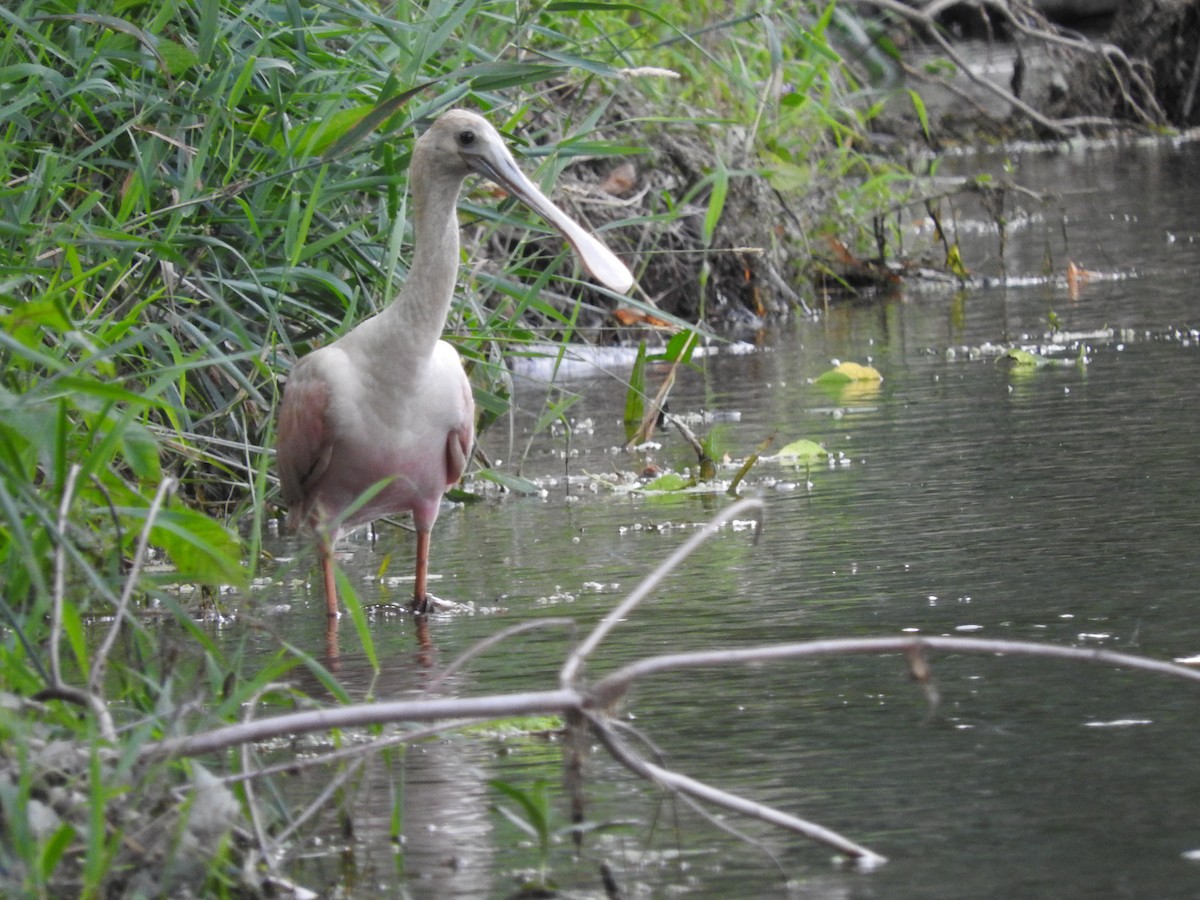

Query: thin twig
[274,757,365,847]
[146,635,1200,764]
[589,712,887,867]
[610,718,790,879]
[240,680,295,872]
[142,689,582,760]
[43,466,118,742]
[90,477,177,694]
[559,497,764,688]
[591,636,1200,707]
[872,0,1153,133]
[51,464,82,690]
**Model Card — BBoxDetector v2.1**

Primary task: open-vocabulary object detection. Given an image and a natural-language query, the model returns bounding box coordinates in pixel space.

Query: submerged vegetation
[0,0,1115,893]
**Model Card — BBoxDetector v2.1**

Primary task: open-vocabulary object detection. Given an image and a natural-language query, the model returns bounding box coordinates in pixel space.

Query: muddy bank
[1051,0,1200,126]
[526,3,1198,332]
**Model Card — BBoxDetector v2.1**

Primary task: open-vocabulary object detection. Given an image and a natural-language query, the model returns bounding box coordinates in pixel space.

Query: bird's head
[415,109,634,295]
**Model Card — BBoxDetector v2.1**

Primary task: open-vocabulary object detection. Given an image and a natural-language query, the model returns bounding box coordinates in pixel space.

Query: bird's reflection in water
[298,616,496,898]
[322,607,435,671]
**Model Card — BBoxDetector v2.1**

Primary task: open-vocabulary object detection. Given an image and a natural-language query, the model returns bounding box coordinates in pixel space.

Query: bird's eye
[458,130,476,147]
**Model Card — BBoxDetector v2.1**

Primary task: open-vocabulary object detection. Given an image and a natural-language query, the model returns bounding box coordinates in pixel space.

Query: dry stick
[589,712,887,868]
[273,756,366,848]
[89,476,177,694]
[591,636,1200,707]
[50,464,82,690]
[558,497,765,688]
[610,717,792,879]
[144,638,1200,764]
[918,0,1165,125]
[139,635,1200,865]
[142,689,582,760]
[240,680,295,872]
[44,465,119,742]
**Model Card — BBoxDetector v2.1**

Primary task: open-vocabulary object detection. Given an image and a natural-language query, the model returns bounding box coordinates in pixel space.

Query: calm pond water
[238,137,1200,898]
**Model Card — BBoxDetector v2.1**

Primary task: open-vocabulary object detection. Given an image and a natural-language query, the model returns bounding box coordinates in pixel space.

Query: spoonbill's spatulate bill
[276,109,634,616]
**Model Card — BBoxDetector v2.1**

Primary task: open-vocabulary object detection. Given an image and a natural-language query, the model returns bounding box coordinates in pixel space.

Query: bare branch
[589,712,887,868]
[45,465,118,743]
[90,476,177,694]
[592,636,1200,707]
[51,464,82,690]
[142,689,582,760]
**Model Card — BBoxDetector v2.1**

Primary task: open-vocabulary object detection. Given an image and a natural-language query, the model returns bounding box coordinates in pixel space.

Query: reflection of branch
[425,617,577,694]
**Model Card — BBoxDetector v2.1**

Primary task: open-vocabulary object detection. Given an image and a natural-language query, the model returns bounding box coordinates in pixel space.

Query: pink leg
[320,542,339,618]
[412,529,431,614]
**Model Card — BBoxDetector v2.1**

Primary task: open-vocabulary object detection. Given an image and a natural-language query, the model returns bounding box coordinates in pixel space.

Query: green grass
[0,0,928,893]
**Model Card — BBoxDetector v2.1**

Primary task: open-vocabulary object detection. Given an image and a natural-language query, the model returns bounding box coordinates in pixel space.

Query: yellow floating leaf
[815,361,883,385]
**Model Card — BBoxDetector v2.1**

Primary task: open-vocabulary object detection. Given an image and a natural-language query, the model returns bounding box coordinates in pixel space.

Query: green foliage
[0,0,931,893]
[775,438,828,462]
[490,778,557,889]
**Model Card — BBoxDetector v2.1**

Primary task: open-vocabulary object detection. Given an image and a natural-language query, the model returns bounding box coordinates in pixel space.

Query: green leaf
[119,422,161,482]
[130,506,246,589]
[61,600,88,675]
[322,83,432,160]
[38,824,76,883]
[475,469,542,495]
[946,242,969,280]
[157,38,199,76]
[703,160,729,248]
[908,89,931,142]
[775,439,827,461]
[339,572,378,675]
[641,471,688,491]
[624,340,647,433]
[655,328,699,365]
[489,779,550,846]
[1000,348,1048,369]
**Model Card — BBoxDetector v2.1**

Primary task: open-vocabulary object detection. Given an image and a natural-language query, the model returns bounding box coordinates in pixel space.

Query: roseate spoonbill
[277,109,634,616]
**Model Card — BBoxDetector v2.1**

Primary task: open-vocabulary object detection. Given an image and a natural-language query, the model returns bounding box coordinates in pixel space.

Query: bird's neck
[382,159,466,360]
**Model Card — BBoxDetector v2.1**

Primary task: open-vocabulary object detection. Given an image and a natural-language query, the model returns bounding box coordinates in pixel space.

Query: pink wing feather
[276,371,333,529]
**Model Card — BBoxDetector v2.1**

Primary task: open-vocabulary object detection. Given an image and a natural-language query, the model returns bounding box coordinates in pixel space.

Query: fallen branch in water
[140,496,1200,868]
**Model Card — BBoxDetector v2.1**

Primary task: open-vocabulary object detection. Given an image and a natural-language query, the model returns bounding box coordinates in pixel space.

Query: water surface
[246,138,1200,898]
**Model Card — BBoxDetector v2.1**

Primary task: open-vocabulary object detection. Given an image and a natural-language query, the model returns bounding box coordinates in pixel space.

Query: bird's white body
[276,109,633,615]
[279,336,472,536]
